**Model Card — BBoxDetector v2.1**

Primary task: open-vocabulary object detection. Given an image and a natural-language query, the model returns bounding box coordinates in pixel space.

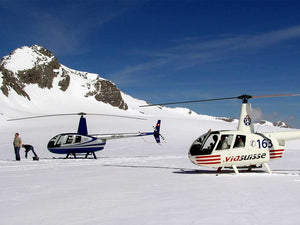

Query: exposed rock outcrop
[0,45,127,110]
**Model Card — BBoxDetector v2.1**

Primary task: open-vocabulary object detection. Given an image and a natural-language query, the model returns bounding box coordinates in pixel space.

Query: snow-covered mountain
[0,45,131,116]
[0,45,290,128]
[0,45,203,119]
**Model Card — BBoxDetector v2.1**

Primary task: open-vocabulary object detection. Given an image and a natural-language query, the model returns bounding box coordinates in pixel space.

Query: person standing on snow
[13,133,22,161]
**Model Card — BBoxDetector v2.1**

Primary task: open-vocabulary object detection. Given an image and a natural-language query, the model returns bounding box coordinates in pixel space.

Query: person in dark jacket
[22,144,39,160]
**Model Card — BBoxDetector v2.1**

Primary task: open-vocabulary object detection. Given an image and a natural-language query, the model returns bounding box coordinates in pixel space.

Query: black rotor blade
[140,96,239,107]
[140,93,300,107]
[7,112,146,121]
[83,113,146,120]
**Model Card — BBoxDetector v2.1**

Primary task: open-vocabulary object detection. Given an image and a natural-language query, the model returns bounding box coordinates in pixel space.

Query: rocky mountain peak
[272,121,292,128]
[0,45,127,110]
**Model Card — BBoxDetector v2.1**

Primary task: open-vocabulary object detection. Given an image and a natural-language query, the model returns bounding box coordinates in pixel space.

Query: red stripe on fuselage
[269,149,284,153]
[198,161,221,165]
[269,149,284,159]
[196,158,220,162]
[196,155,220,159]
[195,155,221,165]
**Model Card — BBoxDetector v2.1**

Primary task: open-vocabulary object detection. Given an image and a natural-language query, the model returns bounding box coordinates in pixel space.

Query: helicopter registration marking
[196,155,221,164]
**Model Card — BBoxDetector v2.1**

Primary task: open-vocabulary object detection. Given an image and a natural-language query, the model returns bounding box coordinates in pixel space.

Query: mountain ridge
[0,45,127,110]
[0,45,291,128]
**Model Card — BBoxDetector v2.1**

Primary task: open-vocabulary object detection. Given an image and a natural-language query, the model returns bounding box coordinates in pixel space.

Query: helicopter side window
[233,135,246,148]
[65,135,74,144]
[75,136,82,143]
[216,135,233,150]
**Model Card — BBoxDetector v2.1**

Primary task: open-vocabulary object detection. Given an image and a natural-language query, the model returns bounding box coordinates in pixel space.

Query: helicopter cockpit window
[52,135,64,147]
[189,132,221,156]
[48,135,59,148]
[216,135,233,150]
[233,135,246,148]
[202,134,219,152]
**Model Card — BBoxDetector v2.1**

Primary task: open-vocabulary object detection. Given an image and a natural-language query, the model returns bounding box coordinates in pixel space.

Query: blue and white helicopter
[9,112,162,159]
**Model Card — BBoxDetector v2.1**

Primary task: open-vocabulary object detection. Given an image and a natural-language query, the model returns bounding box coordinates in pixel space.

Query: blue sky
[1,0,300,127]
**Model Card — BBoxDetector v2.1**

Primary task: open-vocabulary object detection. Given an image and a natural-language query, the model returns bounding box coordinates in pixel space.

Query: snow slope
[1,113,300,225]
[1,45,300,225]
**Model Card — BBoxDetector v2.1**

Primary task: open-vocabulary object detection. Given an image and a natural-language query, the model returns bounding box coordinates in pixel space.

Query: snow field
[1,115,300,225]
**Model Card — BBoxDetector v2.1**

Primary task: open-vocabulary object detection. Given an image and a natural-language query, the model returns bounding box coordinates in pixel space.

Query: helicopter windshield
[48,135,64,148]
[189,131,219,156]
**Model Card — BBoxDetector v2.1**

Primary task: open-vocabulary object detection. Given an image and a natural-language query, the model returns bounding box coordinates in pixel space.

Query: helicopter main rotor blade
[83,113,146,120]
[140,93,300,107]
[140,96,239,107]
[7,112,146,121]
[7,113,78,121]
[252,93,300,98]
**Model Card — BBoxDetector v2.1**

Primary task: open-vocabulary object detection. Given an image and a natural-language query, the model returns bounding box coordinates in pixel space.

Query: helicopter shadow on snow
[30,158,298,175]
[103,163,267,175]
[173,169,267,175]
[103,164,190,171]
[175,169,300,175]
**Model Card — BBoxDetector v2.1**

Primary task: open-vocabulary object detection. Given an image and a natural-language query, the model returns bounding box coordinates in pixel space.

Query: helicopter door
[75,135,82,143]
[233,135,246,148]
[64,135,74,144]
[216,135,234,150]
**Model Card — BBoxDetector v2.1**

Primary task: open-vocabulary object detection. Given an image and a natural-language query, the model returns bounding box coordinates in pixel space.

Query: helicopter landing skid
[85,152,97,159]
[231,163,271,174]
[65,151,97,159]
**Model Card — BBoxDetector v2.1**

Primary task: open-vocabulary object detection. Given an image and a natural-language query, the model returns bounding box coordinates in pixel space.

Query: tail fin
[78,115,88,135]
[153,120,161,143]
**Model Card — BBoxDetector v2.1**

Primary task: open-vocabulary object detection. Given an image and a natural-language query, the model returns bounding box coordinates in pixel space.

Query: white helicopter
[141,94,300,174]
[8,112,162,159]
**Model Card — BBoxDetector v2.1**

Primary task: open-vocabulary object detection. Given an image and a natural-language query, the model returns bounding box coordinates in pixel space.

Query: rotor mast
[238,94,252,103]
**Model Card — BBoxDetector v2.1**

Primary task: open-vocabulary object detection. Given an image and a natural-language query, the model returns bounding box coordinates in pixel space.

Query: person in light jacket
[13,133,22,161]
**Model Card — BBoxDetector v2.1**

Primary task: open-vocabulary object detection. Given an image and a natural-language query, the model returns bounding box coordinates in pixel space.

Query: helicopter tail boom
[263,131,300,142]
[92,120,162,143]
